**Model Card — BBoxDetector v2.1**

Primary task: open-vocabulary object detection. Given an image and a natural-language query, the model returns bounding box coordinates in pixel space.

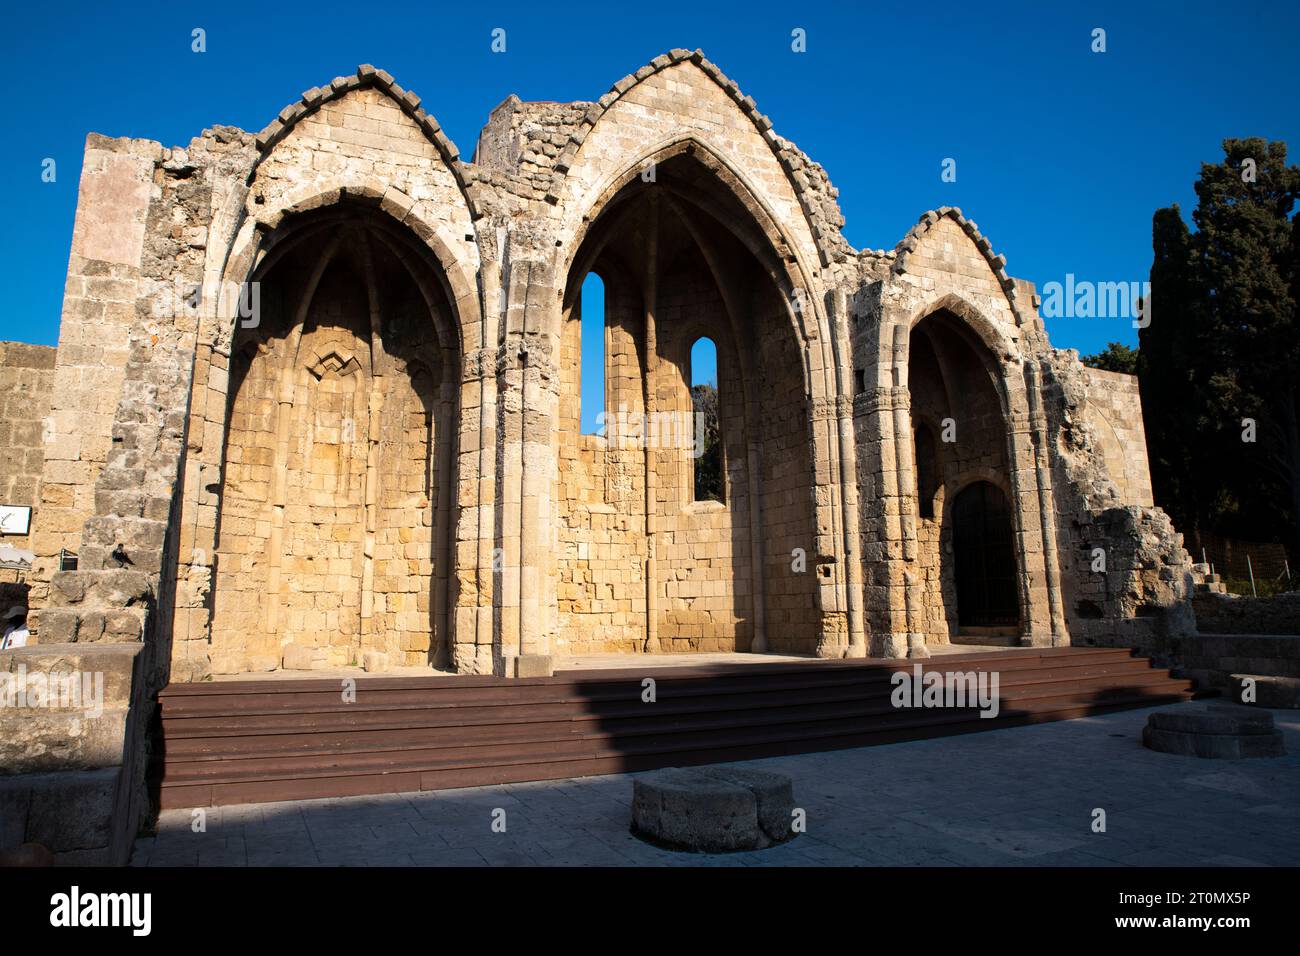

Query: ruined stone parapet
[0,642,148,864]
[540,48,852,267]
[26,135,164,622]
[252,64,482,221]
[1192,592,1300,636]
[472,94,590,206]
[1037,347,1196,652]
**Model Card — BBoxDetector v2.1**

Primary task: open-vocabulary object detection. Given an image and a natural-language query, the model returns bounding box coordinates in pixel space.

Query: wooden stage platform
[152,646,1201,809]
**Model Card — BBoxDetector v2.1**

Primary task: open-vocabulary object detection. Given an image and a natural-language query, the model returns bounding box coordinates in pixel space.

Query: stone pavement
[130,701,1300,867]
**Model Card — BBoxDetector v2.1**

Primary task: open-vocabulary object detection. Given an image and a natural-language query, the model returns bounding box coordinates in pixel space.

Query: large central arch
[554,143,822,656]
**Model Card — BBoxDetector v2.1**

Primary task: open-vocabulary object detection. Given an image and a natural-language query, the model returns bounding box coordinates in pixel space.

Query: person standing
[1,605,29,650]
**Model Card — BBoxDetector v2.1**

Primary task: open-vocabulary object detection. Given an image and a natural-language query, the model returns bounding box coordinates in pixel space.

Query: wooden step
[156,648,1143,719]
[160,665,1182,762]
[152,646,1200,809]
[160,675,1192,781]
[156,688,1195,809]
[158,654,1155,737]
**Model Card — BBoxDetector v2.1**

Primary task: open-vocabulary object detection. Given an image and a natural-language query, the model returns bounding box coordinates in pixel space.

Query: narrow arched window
[579,272,605,435]
[690,337,722,502]
[913,422,939,519]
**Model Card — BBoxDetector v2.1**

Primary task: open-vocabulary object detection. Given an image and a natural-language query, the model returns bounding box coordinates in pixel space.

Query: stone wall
[10,123,253,863]
[208,225,451,674]
[1171,631,1300,707]
[0,341,55,550]
[554,255,765,655]
[0,644,146,864]
[539,52,854,659]
[1079,367,1153,508]
[0,341,55,611]
[1193,590,1300,635]
[164,72,480,680]
[26,136,162,624]
[556,271,649,654]
[1042,349,1195,655]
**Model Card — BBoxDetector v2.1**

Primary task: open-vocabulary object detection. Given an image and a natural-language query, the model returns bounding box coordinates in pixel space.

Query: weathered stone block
[631,766,797,852]
[0,768,119,860]
[512,654,553,678]
[1148,704,1275,736]
[1232,675,1300,708]
[1143,705,1285,758]
[1143,725,1285,759]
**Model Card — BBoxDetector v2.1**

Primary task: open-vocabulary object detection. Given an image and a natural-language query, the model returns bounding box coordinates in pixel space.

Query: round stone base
[631,766,797,852]
[1143,704,1286,759]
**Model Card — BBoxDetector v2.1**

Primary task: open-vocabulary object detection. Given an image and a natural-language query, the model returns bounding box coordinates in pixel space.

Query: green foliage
[1081,342,1139,374]
[1140,138,1300,555]
[691,383,723,502]
[1222,576,1296,598]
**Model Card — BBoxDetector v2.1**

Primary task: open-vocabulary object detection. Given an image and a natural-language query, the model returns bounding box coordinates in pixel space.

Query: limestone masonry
[0,51,1203,861]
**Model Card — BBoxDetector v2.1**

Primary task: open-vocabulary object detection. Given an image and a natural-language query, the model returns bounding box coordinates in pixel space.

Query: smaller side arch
[904,292,1018,367]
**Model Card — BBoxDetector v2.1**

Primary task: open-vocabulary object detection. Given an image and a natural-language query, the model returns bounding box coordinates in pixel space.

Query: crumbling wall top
[252,64,484,220]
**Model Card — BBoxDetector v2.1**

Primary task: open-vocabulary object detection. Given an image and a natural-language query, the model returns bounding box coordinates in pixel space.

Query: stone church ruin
[0,50,1203,861]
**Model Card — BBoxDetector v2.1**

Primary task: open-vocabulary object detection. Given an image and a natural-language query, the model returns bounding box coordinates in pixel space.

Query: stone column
[642,199,661,654]
[519,256,560,672]
[496,234,559,678]
[432,373,455,669]
[804,300,851,657]
[1024,360,1069,644]
[857,379,908,658]
[745,437,767,653]
[889,321,928,658]
[358,235,386,656]
[830,288,866,658]
[1000,361,1051,645]
[453,242,502,676]
[263,237,341,643]
[495,250,526,674]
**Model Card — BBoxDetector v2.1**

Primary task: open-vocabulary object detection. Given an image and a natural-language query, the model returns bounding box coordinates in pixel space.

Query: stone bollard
[1142,703,1285,759]
[631,766,797,852]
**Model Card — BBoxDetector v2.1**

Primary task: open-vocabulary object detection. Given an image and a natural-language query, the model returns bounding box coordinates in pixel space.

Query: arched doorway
[209,202,460,674]
[906,306,1023,645]
[951,481,1019,630]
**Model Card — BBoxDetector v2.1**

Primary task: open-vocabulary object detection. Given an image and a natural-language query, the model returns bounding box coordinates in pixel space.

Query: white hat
[3,606,27,621]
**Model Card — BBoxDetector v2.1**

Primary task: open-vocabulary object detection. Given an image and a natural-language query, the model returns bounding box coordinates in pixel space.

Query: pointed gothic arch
[205,200,461,673]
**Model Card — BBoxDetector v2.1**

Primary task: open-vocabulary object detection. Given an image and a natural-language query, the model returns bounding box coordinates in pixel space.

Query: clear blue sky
[4,0,1296,374]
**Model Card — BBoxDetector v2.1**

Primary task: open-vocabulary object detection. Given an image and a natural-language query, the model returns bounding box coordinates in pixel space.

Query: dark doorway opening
[952,481,1020,630]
